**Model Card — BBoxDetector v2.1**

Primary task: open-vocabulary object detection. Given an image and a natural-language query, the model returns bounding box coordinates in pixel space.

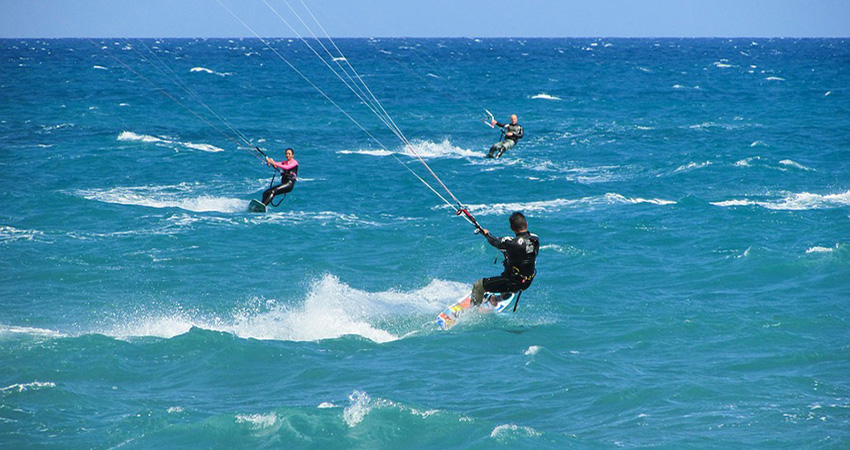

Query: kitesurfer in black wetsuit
[262,148,298,206]
[471,212,539,306]
[487,114,524,158]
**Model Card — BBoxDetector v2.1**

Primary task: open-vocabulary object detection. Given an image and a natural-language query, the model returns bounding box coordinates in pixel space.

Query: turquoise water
[1,38,849,448]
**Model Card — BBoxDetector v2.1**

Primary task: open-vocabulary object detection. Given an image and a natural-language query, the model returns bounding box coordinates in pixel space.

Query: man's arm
[483,230,510,249]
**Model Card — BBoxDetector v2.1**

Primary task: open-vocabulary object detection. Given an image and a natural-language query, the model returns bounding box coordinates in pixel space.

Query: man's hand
[506,132,513,137]
[491,119,497,127]
[481,228,490,236]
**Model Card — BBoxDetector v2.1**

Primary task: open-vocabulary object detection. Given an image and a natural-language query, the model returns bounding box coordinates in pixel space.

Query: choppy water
[1,37,849,448]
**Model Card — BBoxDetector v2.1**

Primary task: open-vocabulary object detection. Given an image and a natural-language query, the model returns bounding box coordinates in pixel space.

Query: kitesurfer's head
[509,211,528,233]
[510,114,518,125]
[285,148,294,160]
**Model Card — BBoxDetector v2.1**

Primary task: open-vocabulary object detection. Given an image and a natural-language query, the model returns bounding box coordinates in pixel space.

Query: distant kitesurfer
[262,148,298,206]
[471,212,539,306]
[487,114,524,158]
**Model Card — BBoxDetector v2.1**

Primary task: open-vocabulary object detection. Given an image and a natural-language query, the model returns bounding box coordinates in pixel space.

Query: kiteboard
[436,291,515,330]
[248,199,267,213]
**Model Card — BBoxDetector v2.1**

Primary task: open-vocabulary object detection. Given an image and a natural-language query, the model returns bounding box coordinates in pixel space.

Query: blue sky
[2,0,849,38]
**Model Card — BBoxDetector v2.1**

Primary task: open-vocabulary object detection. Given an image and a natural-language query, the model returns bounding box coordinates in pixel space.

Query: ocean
[1,37,849,448]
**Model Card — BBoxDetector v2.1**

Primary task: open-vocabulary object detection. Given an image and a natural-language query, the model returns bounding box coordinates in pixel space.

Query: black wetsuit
[262,161,298,206]
[496,121,524,144]
[481,230,539,294]
[488,121,524,158]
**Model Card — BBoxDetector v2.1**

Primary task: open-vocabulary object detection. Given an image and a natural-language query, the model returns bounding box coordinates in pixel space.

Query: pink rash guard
[271,158,298,180]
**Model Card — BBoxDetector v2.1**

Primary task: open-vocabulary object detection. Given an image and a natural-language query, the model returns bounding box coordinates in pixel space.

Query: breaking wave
[118,131,224,153]
[712,190,850,210]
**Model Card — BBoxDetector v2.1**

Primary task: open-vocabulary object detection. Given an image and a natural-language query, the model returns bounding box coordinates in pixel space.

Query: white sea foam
[779,159,814,171]
[765,76,786,81]
[118,131,223,152]
[0,381,56,394]
[491,423,542,440]
[341,390,440,428]
[100,274,467,343]
[0,226,43,243]
[118,131,169,144]
[190,66,231,76]
[338,139,477,159]
[531,93,561,100]
[343,391,372,427]
[337,149,395,157]
[182,142,224,153]
[460,194,675,216]
[735,156,762,167]
[751,141,768,147]
[76,184,245,213]
[235,413,279,430]
[524,345,542,356]
[92,65,108,70]
[0,325,64,338]
[712,190,850,210]
[712,61,734,68]
[806,245,838,254]
[673,161,713,173]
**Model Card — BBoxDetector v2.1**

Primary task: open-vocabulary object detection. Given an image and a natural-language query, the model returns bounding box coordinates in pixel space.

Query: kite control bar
[456,207,483,234]
[483,109,495,128]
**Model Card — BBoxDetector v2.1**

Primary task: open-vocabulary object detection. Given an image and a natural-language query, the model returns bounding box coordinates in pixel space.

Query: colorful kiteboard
[436,291,515,330]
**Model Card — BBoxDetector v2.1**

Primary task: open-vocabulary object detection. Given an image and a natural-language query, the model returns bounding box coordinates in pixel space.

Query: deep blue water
[1,37,849,448]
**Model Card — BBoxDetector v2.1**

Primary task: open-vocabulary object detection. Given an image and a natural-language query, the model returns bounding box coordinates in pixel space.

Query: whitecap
[673,161,712,173]
[765,76,785,81]
[531,93,561,101]
[460,193,675,216]
[491,423,542,440]
[92,65,108,70]
[118,131,168,144]
[183,142,224,153]
[190,67,231,76]
[0,226,43,243]
[344,391,372,427]
[779,159,814,171]
[712,190,850,210]
[735,156,761,167]
[0,325,64,338]
[524,345,541,356]
[118,131,225,153]
[235,413,279,430]
[339,139,477,159]
[0,381,56,394]
[806,245,837,254]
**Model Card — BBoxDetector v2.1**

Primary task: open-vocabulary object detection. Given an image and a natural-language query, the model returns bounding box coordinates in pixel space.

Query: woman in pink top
[262,148,299,206]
